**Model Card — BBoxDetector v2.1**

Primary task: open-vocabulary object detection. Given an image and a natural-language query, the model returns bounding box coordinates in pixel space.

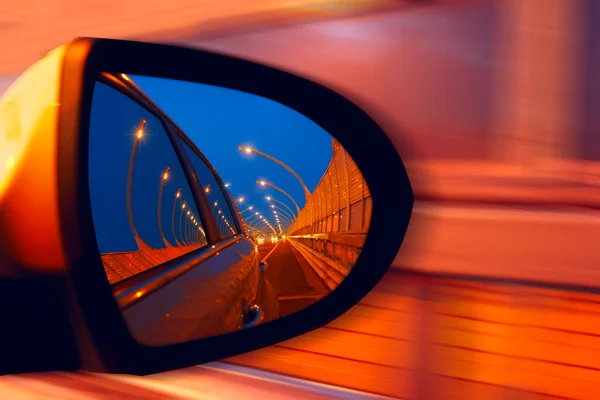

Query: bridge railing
[287,138,371,284]
[289,137,371,236]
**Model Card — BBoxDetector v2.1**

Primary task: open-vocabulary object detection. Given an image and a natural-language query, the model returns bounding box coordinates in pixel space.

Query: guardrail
[287,233,365,289]
[287,138,370,285]
[288,138,371,236]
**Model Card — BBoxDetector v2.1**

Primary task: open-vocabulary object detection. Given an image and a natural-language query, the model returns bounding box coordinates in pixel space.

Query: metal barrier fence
[287,138,370,280]
[289,137,372,236]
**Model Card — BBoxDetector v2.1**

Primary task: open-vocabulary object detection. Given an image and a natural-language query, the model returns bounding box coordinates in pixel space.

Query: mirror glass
[88,73,372,346]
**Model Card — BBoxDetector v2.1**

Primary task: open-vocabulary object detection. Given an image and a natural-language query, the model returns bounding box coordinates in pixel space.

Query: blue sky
[130,75,332,233]
[88,76,332,255]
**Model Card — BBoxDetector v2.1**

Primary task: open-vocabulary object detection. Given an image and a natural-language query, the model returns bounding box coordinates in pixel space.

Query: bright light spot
[259,181,266,186]
[135,291,142,298]
[163,172,168,180]
[244,147,252,153]
[182,203,186,209]
[176,191,180,198]
[5,156,15,171]
[136,130,143,139]
[121,74,130,81]
[249,206,254,210]
[187,211,190,215]
[237,197,245,202]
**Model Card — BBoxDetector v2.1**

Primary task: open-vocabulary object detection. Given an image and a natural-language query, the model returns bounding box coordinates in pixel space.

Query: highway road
[258,240,330,316]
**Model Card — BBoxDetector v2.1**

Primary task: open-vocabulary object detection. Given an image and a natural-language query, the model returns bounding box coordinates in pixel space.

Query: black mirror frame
[57,37,413,375]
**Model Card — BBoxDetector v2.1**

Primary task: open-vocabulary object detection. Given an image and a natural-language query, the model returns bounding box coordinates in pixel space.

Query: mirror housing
[0,37,413,375]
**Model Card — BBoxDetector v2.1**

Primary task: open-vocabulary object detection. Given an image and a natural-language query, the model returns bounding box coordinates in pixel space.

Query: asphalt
[258,240,330,317]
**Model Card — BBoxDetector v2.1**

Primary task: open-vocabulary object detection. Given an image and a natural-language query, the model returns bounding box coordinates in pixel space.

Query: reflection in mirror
[88,73,372,346]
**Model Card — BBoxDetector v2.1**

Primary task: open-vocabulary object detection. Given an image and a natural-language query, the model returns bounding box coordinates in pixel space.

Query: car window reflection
[88,82,208,284]
[181,141,238,238]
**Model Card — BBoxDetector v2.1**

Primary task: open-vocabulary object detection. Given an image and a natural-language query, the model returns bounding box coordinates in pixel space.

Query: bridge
[96,122,365,319]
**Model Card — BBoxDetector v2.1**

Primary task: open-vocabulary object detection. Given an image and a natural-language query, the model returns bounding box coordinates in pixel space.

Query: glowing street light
[265,195,297,219]
[273,210,292,226]
[239,145,311,200]
[157,166,172,248]
[270,204,295,223]
[240,206,254,214]
[179,201,189,245]
[257,179,300,214]
[126,118,148,249]
[171,188,183,246]
[245,212,262,224]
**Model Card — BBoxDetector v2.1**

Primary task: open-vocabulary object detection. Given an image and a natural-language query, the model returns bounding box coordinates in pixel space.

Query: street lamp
[273,210,291,227]
[179,201,189,246]
[171,188,183,246]
[185,210,193,245]
[272,212,289,233]
[273,211,292,226]
[269,203,295,223]
[240,205,254,214]
[245,211,262,224]
[257,179,301,214]
[126,118,148,249]
[239,145,310,200]
[256,216,275,233]
[157,166,172,248]
[264,196,297,219]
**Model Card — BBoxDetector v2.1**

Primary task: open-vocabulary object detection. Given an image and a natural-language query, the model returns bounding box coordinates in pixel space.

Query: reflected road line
[261,241,281,263]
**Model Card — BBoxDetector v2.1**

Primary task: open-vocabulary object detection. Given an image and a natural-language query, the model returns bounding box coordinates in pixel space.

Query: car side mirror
[0,37,413,376]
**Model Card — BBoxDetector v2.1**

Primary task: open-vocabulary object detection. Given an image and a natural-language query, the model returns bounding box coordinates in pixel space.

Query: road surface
[258,240,330,316]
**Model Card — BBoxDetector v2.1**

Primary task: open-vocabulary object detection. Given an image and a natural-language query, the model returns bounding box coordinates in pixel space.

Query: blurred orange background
[3,0,600,398]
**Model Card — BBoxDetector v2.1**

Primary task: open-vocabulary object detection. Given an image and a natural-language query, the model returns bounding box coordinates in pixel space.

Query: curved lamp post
[245,211,262,225]
[257,180,300,214]
[240,205,254,214]
[269,204,295,223]
[157,166,171,248]
[239,146,311,199]
[179,202,189,246]
[273,211,292,227]
[171,188,183,246]
[126,118,148,249]
[265,196,297,219]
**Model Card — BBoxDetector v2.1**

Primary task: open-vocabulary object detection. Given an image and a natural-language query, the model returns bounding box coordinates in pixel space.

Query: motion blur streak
[3,0,600,399]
